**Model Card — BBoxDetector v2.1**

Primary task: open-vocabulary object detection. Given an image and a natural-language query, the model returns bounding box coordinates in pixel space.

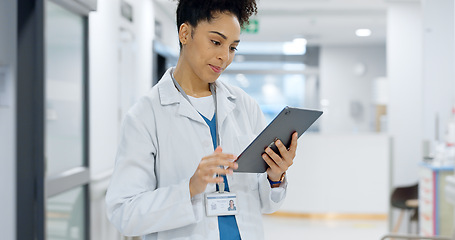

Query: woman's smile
[209,64,223,73]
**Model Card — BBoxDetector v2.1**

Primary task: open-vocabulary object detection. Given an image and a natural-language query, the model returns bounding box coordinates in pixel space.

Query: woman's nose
[217,47,230,62]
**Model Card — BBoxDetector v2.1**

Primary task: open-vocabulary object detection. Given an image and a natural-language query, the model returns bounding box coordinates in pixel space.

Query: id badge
[205,192,238,216]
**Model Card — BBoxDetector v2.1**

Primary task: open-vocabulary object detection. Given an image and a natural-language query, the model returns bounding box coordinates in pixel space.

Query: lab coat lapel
[215,82,236,131]
[157,69,205,125]
[177,99,206,124]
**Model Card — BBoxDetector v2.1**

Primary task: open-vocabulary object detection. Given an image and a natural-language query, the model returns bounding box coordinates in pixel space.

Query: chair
[381,176,455,240]
[391,183,419,233]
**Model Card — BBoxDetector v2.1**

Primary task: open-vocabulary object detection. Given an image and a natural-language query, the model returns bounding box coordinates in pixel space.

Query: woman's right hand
[189,146,238,198]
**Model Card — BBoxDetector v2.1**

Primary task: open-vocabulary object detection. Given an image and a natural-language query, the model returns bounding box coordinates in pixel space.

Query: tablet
[234,107,323,173]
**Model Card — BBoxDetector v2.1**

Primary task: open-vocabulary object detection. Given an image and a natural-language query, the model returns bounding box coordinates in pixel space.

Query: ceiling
[154,0,392,46]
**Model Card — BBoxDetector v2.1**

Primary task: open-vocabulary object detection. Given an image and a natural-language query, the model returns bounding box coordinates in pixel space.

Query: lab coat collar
[157,68,181,106]
[157,67,237,126]
[214,81,237,128]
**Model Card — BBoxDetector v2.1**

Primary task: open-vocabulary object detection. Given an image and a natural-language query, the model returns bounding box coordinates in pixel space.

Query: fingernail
[234,163,238,168]
[276,140,282,146]
[266,148,271,153]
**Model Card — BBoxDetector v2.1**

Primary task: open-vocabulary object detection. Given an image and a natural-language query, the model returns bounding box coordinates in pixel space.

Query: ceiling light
[356,29,372,37]
[283,42,306,55]
[293,38,307,45]
[283,38,307,55]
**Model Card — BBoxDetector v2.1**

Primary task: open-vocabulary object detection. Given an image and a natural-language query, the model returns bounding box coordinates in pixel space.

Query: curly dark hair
[176,0,258,36]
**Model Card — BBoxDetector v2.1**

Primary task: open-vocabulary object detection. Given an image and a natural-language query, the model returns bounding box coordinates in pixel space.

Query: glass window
[45,1,85,176]
[46,186,86,240]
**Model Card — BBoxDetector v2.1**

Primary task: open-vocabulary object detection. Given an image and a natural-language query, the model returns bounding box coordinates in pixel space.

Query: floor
[263,215,388,240]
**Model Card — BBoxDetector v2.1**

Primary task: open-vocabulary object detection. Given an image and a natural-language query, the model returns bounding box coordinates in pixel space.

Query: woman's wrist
[267,172,286,186]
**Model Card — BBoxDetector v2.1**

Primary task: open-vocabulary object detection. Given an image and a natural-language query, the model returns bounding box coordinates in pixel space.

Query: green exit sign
[243,19,259,34]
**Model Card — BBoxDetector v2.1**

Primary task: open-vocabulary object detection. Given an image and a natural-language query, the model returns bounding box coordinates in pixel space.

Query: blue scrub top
[200,113,241,240]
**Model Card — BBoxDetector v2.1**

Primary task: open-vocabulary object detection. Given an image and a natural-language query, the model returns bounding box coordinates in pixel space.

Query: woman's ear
[179,23,191,45]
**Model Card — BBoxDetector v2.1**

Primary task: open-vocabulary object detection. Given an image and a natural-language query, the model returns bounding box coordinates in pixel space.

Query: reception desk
[419,163,454,236]
[279,133,390,216]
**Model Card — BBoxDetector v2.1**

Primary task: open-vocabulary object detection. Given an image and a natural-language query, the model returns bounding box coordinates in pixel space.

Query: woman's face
[180,12,241,84]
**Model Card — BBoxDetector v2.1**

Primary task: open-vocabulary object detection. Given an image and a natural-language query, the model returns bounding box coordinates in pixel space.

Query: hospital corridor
[1,0,455,239]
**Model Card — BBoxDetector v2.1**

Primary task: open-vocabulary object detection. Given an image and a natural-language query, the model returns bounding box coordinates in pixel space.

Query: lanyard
[170,72,220,148]
[171,72,226,192]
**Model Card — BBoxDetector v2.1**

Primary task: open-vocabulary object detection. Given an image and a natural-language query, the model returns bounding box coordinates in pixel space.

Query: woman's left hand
[262,132,298,183]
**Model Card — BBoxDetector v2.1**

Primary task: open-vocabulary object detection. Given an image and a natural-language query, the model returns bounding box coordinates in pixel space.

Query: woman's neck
[173,62,212,98]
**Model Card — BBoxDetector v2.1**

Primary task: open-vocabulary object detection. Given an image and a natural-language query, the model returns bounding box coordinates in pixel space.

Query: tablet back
[234,107,323,173]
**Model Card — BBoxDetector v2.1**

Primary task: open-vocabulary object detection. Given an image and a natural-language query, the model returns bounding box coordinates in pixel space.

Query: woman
[228,200,237,211]
[106,0,298,239]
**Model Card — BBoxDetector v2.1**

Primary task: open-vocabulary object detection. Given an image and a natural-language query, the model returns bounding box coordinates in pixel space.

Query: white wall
[153,0,179,53]
[0,0,16,239]
[89,0,154,177]
[281,134,390,214]
[421,0,455,145]
[319,45,386,134]
[89,0,122,177]
[387,3,423,186]
[88,0,155,238]
[124,0,155,100]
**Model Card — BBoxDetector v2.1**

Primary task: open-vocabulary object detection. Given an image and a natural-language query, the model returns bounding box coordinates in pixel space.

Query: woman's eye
[230,47,238,52]
[211,40,221,45]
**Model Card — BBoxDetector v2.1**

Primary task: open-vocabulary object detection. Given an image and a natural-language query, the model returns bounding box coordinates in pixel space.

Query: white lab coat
[106,68,287,240]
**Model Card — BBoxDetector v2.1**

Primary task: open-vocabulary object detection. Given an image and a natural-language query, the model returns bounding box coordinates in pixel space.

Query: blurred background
[1,0,455,239]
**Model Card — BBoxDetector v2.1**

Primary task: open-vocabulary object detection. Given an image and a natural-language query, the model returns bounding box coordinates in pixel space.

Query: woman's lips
[209,64,222,73]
